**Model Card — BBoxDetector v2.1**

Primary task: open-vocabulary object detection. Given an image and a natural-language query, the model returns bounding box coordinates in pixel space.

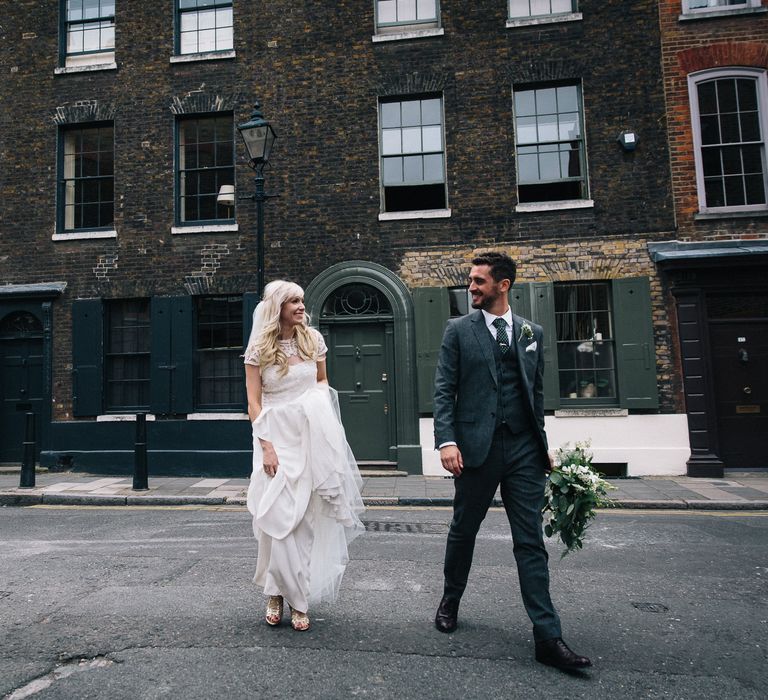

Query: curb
[1,490,767,510]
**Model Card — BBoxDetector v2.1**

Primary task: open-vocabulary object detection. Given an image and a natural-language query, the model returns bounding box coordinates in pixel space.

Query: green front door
[325,322,394,462]
[0,312,44,463]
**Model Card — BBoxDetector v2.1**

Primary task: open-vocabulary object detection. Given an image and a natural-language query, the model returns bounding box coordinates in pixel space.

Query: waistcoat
[492,335,531,434]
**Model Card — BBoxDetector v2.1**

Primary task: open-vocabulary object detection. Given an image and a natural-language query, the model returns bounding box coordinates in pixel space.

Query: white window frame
[681,0,761,16]
[508,0,579,21]
[176,0,234,56]
[378,95,449,215]
[512,81,590,207]
[688,68,768,215]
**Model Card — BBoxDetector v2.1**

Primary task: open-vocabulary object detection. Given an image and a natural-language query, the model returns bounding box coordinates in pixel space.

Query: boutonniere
[518,322,533,342]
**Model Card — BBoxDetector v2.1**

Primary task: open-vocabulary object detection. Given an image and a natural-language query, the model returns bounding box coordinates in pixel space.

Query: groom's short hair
[472,252,517,286]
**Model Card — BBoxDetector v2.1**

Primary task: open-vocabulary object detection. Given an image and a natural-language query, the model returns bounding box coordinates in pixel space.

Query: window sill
[694,209,768,221]
[171,223,239,234]
[372,27,444,43]
[96,414,156,422]
[187,412,249,420]
[554,408,627,418]
[379,208,451,221]
[506,12,582,29]
[515,199,594,213]
[170,49,236,64]
[678,6,767,22]
[52,229,117,241]
[54,62,117,74]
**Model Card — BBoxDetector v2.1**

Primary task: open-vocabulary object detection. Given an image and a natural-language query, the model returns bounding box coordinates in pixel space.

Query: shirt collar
[481,307,513,331]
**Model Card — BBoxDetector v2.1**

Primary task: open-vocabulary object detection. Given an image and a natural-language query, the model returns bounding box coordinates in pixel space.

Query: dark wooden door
[325,322,394,462]
[0,312,44,463]
[710,320,768,469]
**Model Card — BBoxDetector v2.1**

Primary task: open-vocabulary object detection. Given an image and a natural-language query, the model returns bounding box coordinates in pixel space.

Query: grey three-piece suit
[433,309,561,642]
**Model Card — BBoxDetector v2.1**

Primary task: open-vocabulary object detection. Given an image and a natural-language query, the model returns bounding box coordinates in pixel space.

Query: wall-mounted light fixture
[617,131,638,151]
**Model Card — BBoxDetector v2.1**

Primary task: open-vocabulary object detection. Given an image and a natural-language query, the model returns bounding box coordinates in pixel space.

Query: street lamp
[237,101,278,295]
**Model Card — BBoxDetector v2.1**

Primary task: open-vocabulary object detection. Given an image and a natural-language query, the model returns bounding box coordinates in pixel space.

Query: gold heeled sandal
[265,595,284,626]
[289,606,310,632]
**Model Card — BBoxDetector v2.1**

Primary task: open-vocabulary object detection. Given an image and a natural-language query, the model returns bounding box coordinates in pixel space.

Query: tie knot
[493,317,506,329]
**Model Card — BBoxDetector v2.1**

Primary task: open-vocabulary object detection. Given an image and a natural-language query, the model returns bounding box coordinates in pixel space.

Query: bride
[244,280,364,631]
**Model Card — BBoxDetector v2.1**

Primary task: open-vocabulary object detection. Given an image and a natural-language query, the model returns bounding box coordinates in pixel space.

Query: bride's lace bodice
[244,329,327,408]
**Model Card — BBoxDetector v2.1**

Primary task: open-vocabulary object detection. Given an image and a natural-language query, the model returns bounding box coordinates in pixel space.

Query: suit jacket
[433,310,549,469]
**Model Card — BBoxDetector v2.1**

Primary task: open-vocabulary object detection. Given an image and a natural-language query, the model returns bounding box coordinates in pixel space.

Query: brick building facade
[654,0,768,475]
[1,1,694,476]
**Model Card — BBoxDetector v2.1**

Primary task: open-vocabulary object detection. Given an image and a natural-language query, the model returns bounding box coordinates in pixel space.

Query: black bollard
[19,412,36,489]
[133,413,149,491]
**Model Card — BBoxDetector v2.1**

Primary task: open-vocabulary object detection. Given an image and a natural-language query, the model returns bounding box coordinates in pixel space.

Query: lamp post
[236,101,277,295]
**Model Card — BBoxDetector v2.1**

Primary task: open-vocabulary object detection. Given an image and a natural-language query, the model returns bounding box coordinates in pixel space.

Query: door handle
[381,373,388,383]
[743,386,752,395]
[355,381,362,391]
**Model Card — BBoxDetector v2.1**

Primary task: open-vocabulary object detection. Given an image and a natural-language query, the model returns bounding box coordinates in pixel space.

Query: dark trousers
[443,427,562,642]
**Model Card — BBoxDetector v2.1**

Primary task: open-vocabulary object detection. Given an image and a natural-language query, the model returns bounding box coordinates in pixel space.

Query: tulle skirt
[246,384,365,611]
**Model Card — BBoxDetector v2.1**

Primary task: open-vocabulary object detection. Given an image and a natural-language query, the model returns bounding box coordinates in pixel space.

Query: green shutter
[531,282,559,410]
[413,287,450,413]
[612,277,659,409]
[150,297,172,415]
[242,292,260,347]
[170,296,194,414]
[510,283,532,320]
[71,299,103,416]
[150,296,194,414]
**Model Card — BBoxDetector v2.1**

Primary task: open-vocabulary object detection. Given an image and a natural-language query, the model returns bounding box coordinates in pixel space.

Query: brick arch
[169,91,242,115]
[52,100,117,125]
[679,42,768,74]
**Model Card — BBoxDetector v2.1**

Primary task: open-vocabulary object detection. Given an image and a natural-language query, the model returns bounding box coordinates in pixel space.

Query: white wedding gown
[246,340,364,613]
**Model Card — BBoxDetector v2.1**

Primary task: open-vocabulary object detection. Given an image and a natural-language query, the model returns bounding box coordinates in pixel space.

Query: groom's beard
[471,292,502,311]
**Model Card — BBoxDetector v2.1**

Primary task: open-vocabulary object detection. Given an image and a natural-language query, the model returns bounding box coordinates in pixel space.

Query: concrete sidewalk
[1,470,768,509]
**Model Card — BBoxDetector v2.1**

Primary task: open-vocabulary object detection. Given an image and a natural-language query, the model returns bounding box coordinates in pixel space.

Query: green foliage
[542,441,615,558]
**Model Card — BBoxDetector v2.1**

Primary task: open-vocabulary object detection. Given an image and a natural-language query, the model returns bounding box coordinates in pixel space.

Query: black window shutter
[413,287,450,413]
[531,281,559,410]
[613,277,659,409]
[71,299,103,417]
[170,295,194,414]
[150,297,172,415]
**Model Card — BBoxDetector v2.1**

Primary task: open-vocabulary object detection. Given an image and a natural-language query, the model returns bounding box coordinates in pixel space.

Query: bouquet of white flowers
[543,441,614,558]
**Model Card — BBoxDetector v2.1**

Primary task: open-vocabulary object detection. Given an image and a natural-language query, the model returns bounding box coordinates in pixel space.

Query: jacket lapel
[470,311,498,386]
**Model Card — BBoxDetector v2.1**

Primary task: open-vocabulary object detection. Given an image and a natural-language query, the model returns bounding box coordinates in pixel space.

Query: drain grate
[632,602,669,613]
[363,520,447,534]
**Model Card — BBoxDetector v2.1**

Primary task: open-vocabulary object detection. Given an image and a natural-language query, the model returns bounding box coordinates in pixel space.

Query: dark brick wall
[0,1,677,419]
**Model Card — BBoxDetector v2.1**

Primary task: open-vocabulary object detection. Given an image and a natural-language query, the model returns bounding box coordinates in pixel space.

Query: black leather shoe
[434,596,459,633]
[535,638,592,671]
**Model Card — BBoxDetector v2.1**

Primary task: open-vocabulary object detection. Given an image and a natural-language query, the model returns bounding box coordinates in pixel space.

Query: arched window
[321,284,393,318]
[0,311,43,339]
[688,68,768,213]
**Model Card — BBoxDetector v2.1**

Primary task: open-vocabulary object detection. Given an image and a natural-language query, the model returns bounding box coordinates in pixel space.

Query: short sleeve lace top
[243,327,327,368]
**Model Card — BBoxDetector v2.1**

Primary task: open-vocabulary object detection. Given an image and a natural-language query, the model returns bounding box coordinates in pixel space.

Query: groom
[432,251,591,671]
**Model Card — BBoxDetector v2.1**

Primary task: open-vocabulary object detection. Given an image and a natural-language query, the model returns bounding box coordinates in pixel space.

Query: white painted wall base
[419,414,690,477]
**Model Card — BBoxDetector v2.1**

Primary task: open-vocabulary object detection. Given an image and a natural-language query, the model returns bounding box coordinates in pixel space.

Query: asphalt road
[1,505,766,699]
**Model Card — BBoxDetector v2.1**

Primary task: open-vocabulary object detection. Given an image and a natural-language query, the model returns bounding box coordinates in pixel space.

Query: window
[412,277,658,414]
[513,83,587,203]
[555,283,616,403]
[176,115,235,224]
[61,0,115,64]
[177,0,233,55]
[376,0,438,28]
[195,296,244,409]
[105,300,151,411]
[508,0,575,19]
[379,96,447,212]
[59,124,114,232]
[689,70,767,213]
[682,0,761,15]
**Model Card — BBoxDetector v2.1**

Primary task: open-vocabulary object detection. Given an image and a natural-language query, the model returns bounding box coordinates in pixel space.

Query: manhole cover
[632,602,669,613]
[363,520,447,534]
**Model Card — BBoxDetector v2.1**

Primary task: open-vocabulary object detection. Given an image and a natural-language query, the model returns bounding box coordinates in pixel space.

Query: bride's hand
[261,443,279,477]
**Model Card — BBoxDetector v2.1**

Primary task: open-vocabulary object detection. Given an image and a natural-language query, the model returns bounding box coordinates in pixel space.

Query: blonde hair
[247,280,319,376]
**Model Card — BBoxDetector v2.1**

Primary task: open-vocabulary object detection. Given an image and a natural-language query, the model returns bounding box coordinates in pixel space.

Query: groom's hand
[440,445,464,477]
